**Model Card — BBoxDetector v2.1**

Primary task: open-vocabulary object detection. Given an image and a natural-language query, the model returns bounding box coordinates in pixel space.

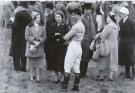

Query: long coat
[45,21,69,71]
[25,25,46,57]
[99,22,118,72]
[9,10,32,57]
[119,18,135,66]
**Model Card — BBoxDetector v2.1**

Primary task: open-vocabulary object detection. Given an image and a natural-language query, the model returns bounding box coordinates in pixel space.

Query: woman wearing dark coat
[46,11,69,83]
[119,7,135,79]
[9,2,32,72]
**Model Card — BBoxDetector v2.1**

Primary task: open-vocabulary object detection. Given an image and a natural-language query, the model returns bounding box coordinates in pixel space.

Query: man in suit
[9,1,32,72]
[119,7,135,79]
[44,2,57,81]
[80,3,96,78]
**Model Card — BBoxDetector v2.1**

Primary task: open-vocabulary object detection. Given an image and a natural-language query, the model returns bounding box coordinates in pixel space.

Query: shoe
[33,76,36,80]
[97,75,105,81]
[131,74,135,80]
[71,84,79,91]
[30,78,33,81]
[36,80,40,83]
[108,78,113,81]
[53,80,59,84]
[80,74,86,78]
[108,75,114,81]
[14,68,20,71]
[60,88,67,92]
[21,69,27,72]
[125,66,130,78]
[125,74,130,78]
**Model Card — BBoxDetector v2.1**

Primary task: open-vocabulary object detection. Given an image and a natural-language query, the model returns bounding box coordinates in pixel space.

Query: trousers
[13,57,27,71]
[64,41,82,73]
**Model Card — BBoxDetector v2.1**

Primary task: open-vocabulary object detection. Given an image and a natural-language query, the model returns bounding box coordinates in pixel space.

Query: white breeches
[64,41,82,73]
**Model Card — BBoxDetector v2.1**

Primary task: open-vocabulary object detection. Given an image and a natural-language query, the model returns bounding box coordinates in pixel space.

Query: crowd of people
[0,1,135,92]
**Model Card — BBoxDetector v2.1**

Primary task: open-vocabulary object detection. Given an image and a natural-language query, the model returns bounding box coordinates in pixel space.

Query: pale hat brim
[119,7,129,15]
[31,11,40,19]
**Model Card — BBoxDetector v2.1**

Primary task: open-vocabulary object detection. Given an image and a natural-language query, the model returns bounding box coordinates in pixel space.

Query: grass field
[0,28,135,93]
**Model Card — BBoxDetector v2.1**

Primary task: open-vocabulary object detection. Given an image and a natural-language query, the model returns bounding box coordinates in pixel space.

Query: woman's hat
[31,11,40,19]
[55,10,65,19]
[109,11,116,23]
[119,7,129,15]
[66,2,82,16]
[109,11,116,16]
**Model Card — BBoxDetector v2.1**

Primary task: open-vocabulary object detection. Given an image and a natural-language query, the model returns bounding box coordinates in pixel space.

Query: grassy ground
[0,28,135,93]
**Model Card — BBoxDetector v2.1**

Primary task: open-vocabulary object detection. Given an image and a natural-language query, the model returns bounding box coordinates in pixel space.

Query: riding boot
[71,73,80,91]
[61,72,70,92]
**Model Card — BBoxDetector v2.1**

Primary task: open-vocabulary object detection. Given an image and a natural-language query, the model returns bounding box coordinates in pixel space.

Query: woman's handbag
[29,44,37,53]
[99,40,110,57]
[90,40,95,51]
[92,49,100,61]
[91,38,100,61]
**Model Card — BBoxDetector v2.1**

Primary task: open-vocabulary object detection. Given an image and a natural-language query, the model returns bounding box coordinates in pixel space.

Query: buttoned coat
[25,25,46,57]
[119,17,135,66]
[45,21,69,71]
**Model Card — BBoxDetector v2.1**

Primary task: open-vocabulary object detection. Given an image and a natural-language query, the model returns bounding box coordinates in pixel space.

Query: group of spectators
[0,1,135,92]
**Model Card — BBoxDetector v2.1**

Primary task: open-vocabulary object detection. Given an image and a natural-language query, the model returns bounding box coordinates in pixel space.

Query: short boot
[71,73,80,91]
[61,72,70,92]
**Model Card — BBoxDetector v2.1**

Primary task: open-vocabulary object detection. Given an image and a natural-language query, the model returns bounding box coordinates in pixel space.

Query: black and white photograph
[0,0,135,93]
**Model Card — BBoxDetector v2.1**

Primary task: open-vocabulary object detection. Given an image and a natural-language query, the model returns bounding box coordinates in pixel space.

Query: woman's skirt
[27,57,45,69]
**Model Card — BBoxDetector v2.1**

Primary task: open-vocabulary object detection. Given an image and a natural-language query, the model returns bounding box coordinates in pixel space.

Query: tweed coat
[25,24,46,57]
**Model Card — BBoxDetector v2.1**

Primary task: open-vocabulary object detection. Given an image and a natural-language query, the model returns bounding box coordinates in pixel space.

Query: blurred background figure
[9,1,32,72]
[95,1,105,32]
[28,1,44,25]
[0,1,14,28]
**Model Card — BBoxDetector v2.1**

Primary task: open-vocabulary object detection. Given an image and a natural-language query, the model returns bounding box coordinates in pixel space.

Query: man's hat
[119,7,129,15]
[69,8,82,16]
[82,3,92,10]
[46,2,54,9]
